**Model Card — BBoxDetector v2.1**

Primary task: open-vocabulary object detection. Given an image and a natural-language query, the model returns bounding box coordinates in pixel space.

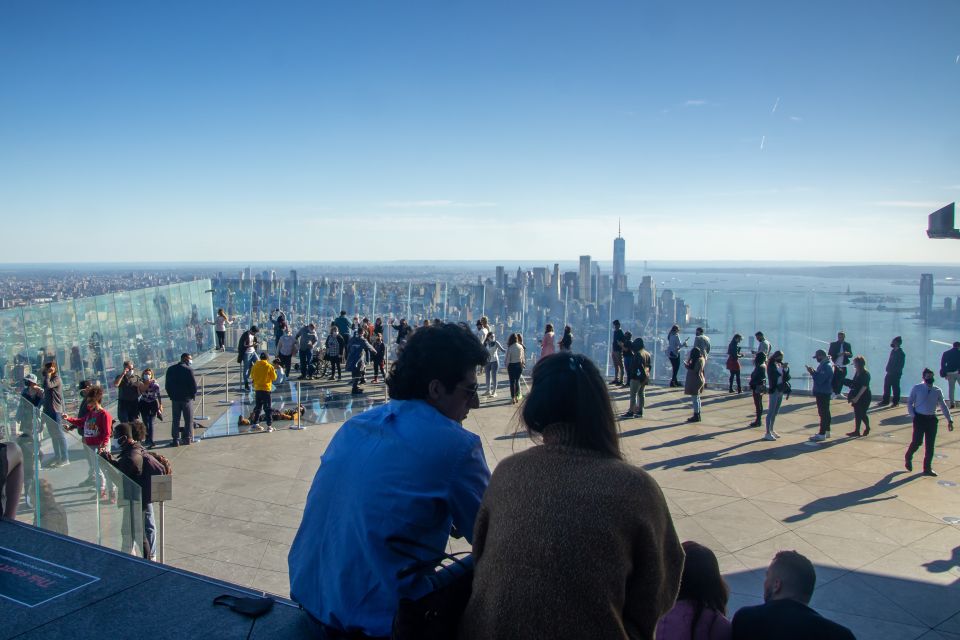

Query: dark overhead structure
[927,202,960,239]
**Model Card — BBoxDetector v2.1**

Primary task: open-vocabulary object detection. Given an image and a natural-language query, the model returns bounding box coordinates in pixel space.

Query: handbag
[389,537,474,640]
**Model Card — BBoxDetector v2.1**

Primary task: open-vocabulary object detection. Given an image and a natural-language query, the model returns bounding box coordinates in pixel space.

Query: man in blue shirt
[289,323,490,638]
[806,350,835,442]
[905,368,954,477]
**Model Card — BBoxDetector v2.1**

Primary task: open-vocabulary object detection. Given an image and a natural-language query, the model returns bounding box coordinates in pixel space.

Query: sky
[1,0,959,264]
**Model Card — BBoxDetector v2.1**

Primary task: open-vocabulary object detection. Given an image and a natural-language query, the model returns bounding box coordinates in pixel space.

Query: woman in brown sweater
[460,353,684,640]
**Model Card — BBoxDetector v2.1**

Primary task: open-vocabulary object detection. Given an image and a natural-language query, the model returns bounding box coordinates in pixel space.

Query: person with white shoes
[807,350,834,442]
[763,351,789,441]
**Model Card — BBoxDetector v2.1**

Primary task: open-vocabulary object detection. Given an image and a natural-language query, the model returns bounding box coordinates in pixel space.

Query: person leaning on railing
[459,354,683,639]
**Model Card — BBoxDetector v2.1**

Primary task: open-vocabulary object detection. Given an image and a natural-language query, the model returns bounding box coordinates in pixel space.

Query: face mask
[187,359,193,366]
[143,374,152,381]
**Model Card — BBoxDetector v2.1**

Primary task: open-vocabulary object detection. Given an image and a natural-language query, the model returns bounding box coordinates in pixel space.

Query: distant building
[920,273,934,321]
[638,276,656,318]
[495,266,506,290]
[579,256,592,302]
[613,224,626,292]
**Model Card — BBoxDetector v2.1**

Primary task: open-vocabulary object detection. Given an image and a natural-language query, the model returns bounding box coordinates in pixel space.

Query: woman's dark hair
[853,355,866,369]
[670,324,680,334]
[545,323,553,333]
[563,325,572,335]
[689,347,702,362]
[677,541,729,636]
[521,353,621,459]
[116,420,147,443]
[733,333,742,341]
[770,350,784,363]
[386,323,488,399]
[517,334,524,345]
[485,332,496,343]
[507,333,518,346]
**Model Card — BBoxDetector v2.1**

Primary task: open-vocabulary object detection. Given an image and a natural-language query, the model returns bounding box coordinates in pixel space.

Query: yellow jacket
[251,359,277,392]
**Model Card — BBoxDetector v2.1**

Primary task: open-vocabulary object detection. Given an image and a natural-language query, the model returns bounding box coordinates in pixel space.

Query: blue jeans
[692,395,702,415]
[242,351,258,388]
[766,391,783,432]
[44,410,69,463]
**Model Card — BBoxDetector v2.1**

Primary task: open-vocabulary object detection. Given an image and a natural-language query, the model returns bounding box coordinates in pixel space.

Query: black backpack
[781,365,792,396]
[237,331,249,363]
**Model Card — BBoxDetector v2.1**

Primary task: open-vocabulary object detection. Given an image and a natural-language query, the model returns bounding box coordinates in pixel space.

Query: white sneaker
[267,425,275,432]
[825,430,831,439]
[250,424,265,432]
[491,392,497,398]
[772,431,781,439]
[809,434,826,442]
[763,433,777,441]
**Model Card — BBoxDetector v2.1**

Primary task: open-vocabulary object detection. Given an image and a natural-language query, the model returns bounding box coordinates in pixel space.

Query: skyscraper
[579,255,592,301]
[920,273,934,321]
[613,221,626,292]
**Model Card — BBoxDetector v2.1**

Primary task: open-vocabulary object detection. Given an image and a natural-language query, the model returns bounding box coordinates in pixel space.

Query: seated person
[459,353,684,639]
[656,541,732,639]
[288,323,490,638]
[1,440,24,519]
[732,551,855,639]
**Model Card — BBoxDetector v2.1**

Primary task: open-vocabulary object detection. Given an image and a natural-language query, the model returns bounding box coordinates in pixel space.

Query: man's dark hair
[116,420,147,442]
[260,351,269,360]
[954,341,960,349]
[180,353,191,362]
[386,323,488,400]
[250,325,259,333]
[770,550,816,603]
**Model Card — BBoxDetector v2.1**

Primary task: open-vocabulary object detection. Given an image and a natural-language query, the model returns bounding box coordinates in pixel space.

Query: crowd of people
[3,310,957,638]
[286,322,859,639]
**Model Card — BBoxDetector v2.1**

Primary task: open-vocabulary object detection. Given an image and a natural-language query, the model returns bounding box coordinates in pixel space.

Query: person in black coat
[878,336,905,407]
[827,331,852,397]
[164,353,197,447]
[732,551,855,640]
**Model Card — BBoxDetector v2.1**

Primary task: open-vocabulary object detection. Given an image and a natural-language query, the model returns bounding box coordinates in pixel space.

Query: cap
[24,373,38,384]
[813,349,827,359]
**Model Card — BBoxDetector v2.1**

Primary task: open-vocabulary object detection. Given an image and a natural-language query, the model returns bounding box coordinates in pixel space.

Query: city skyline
[1,1,959,262]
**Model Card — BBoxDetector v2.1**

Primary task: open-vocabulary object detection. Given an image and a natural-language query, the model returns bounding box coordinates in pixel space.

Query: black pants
[251,390,273,426]
[216,330,226,350]
[508,362,523,399]
[906,414,938,471]
[729,371,741,392]
[832,366,847,395]
[171,399,194,443]
[852,396,871,433]
[752,389,763,420]
[279,354,293,379]
[669,355,681,385]
[814,392,832,434]
[328,357,341,379]
[117,399,140,423]
[882,373,902,405]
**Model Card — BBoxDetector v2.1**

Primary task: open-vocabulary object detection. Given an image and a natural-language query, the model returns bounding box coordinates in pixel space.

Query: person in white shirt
[905,368,954,477]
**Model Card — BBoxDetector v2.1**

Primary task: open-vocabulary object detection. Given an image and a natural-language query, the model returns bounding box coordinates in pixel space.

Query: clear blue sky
[1,1,958,263]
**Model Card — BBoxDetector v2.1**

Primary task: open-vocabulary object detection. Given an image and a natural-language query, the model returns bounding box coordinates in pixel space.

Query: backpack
[632,352,649,384]
[237,331,249,363]
[780,365,792,396]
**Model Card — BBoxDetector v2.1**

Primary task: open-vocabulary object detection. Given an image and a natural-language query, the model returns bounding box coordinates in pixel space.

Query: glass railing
[1,388,144,557]
[0,280,215,411]
[209,276,957,397]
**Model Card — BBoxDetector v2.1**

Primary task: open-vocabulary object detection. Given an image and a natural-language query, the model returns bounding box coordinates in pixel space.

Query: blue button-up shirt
[811,359,834,395]
[907,382,953,421]
[288,399,490,637]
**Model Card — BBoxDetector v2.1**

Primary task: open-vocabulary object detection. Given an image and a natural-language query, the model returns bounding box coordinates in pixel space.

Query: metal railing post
[195,374,209,421]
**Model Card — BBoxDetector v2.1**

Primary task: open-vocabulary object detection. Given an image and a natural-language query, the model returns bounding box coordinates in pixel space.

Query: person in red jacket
[64,385,114,500]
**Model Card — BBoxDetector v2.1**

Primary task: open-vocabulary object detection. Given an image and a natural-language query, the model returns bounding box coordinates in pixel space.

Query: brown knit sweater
[459,444,684,640]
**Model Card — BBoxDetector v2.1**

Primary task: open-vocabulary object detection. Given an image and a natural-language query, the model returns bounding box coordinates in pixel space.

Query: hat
[813,349,826,359]
[892,336,902,344]
[24,373,38,384]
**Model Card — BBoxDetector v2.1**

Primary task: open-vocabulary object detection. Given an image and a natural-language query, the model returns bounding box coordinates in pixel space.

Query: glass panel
[49,300,84,411]
[0,308,28,386]
[94,293,122,404]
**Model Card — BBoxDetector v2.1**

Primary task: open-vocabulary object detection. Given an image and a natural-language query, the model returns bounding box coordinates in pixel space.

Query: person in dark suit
[732,550,855,640]
[827,331,852,397]
[878,336,906,407]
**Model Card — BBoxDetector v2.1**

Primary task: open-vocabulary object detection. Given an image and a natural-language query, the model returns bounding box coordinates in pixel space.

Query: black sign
[0,547,99,607]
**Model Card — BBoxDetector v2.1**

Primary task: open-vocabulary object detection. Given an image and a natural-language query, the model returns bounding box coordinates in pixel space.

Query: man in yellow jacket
[250,352,277,432]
